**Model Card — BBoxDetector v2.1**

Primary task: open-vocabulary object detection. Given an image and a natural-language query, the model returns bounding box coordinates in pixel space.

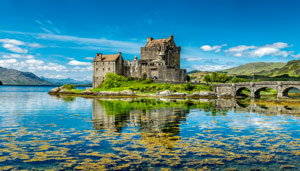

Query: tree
[211,72,218,82]
[231,76,248,83]
[186,75,191,82]
[203,75,211,84]
[218,73,229,83]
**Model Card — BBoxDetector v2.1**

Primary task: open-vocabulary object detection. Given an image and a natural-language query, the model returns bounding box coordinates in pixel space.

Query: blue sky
[1,0,300,80]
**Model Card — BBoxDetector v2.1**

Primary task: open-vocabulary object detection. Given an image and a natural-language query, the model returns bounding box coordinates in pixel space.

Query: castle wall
[93,61,116,88]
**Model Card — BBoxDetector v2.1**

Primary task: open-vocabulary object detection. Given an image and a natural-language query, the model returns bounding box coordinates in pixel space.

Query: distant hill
[223,62,286,76]
[187,70,201,74]
[41,77,92,85]
[0,67,52,85]
[267,60,300,77]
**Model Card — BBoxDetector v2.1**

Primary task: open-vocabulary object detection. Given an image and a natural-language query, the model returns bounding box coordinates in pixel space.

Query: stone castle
[93,35,187,88]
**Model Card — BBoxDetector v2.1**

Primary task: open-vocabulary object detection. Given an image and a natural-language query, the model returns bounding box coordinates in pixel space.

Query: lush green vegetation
[230,76,248,83]
[203,72,229,83]
[91,73,212,94]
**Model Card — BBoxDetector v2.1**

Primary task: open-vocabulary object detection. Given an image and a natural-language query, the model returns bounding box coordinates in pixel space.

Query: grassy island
[49,73,213,97]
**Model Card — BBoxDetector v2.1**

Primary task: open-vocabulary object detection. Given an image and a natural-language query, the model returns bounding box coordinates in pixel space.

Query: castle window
[103,68,105,71]
[96,68,98,71]
[108,68,110,71]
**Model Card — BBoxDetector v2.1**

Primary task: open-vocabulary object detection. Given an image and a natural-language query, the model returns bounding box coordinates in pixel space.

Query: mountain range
[0,67,91,85]
[223,60,300,77]
[0,67,52,85]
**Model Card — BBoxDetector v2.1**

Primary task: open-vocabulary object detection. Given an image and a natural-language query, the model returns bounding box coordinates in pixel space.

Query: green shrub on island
[63,84,76,89]
[101,73,126,89]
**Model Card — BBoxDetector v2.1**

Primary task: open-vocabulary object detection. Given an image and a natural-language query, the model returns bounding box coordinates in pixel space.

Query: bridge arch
[281,86,300,97]
[235,87,251,97]
[254,87,278,99]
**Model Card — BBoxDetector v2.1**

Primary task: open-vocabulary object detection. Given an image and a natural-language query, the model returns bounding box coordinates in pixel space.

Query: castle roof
[94,53,121,62]
[145,38,171,47]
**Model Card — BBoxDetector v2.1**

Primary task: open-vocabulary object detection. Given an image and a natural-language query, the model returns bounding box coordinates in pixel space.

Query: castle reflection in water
[92,99,188,135]
[91,98,300,134]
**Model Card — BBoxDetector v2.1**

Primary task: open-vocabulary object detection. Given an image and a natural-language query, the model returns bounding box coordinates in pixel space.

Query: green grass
[90,80,212,94]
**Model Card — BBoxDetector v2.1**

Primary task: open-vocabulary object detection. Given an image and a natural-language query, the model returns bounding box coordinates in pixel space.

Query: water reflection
[1,92,300,170]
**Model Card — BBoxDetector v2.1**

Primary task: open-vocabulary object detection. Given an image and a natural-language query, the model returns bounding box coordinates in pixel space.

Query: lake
[0,85,300,170]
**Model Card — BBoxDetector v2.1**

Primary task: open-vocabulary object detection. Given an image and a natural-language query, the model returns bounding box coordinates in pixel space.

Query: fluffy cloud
[0,58,67,72]
[226,42,292,58]
[184,57,203,61]
[0,38,42,54]
[3,54,34,59]
[2,43,28,53]
[200,44,227,53]
[291,53,300,58]
[191,64,233,71]
[0,59,18,68]
[68,60,91,66]
[84,57,94,60]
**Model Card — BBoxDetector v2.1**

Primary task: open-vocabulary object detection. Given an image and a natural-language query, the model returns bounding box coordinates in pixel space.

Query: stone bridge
[213,81,300,98]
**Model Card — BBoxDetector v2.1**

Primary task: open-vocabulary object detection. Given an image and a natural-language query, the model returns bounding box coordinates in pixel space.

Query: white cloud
[68,60,91,66]
[291,53,300,58]
[27,43,43,48]
[2,43,28,53]
[191,64,233,71]
[0,59,18,68]
[226,42,292,58]
[84,57,94,60]
[0,38,42,54]
[26,59,44,65]
[0,38,25,45]
[200,44,227,53]
[226,45,256,52]
[71,66,92,72]
[184,57,203,61]
[3,54,34,59]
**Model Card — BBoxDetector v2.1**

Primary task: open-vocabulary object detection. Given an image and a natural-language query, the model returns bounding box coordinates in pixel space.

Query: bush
[126,77,134,81]
[183,82,195,91]
[101,73,126,89]
[63,84,76,89]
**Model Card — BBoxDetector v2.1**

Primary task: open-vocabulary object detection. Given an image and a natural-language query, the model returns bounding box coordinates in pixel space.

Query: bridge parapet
[213,81,300,98]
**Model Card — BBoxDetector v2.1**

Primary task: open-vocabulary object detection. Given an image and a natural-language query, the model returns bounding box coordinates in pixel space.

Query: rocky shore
[48,86,218,98]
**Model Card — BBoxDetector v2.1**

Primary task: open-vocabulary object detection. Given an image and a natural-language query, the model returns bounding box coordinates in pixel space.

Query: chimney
[96,53,102,61]
[147,37,153,42]
[169,35,174,40]
[118,52,122,56]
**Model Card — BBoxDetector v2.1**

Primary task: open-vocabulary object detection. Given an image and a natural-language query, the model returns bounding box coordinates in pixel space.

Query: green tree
[218,73,229,83]
[231,76,248,83]
[203,74,211,83]
[186,75,191,82]
[211,72,218,82]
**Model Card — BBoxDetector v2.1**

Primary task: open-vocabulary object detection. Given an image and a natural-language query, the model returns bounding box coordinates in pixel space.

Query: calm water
[0,86,300,170]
